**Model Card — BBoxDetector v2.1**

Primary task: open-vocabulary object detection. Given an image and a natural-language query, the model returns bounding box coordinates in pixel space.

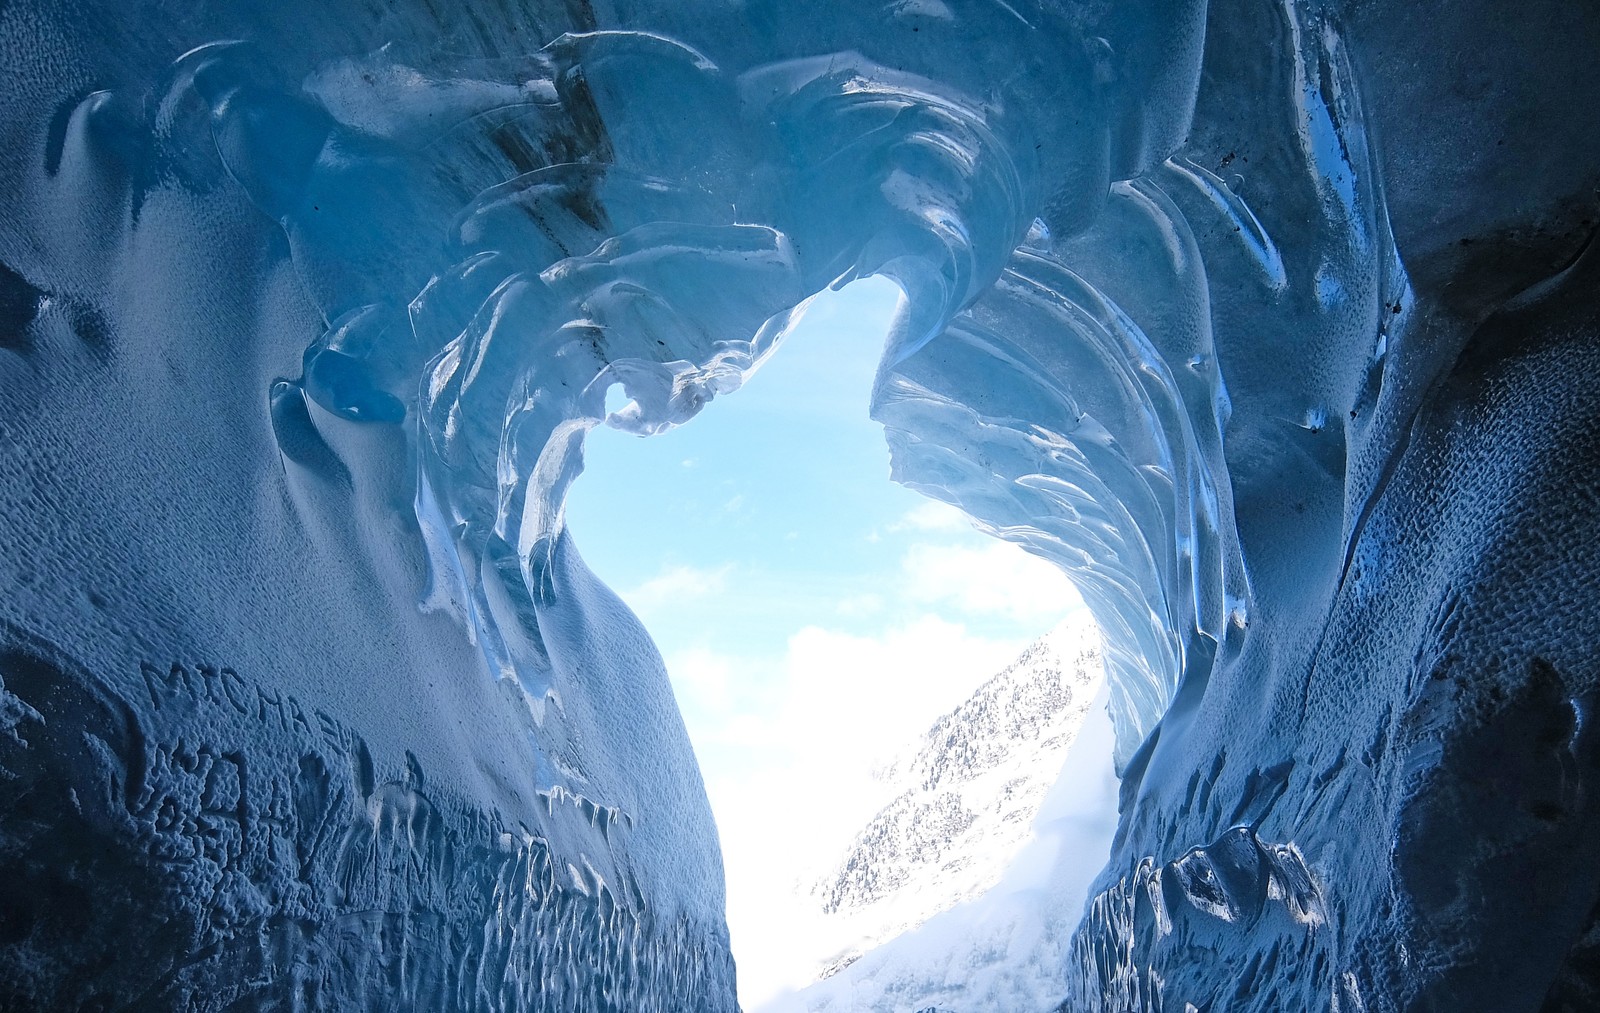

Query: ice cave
[1,0,1597,1009]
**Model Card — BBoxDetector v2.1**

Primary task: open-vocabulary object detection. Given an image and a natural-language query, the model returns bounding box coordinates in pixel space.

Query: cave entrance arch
[566,276,1110,1006]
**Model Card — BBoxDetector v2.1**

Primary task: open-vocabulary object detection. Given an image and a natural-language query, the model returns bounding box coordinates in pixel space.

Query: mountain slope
[803,613,1104,982]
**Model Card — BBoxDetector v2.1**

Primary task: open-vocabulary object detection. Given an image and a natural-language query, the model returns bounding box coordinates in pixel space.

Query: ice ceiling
[1,0,1598,1010]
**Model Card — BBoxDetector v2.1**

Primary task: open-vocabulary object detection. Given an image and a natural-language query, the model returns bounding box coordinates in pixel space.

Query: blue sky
[565,277,1085,1004]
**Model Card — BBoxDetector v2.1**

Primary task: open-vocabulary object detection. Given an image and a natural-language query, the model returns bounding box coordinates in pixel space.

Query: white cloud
[888,500,971,534]
[664,646,737,716]
[901,540,1081,624]
[834,592,884,616]
[691,615,1033,864]
[779,617,1026,759]
[621,563,732,614]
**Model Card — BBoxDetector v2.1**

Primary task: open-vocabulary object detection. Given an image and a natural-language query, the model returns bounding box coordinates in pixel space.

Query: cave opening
[566,277,1115,1008]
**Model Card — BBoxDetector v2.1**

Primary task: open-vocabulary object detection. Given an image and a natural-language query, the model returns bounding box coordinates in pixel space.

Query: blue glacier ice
[1,0,1598,1009]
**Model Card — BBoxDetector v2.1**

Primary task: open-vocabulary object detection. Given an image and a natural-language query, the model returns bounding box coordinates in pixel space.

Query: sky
[564,277,1088,1006]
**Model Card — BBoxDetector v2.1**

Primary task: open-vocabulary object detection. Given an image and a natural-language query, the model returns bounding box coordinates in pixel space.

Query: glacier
[1,0,1598,1009]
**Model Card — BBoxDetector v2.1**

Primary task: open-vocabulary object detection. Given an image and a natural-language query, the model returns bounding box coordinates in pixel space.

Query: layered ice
[2,0,1598,1008]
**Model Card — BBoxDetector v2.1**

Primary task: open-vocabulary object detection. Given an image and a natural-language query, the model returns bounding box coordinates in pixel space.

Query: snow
[806,619,1103,962]
[713,615,1106,1008]
[768,676,1120,1013]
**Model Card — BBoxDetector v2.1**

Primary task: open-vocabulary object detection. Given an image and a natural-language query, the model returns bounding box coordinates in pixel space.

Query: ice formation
[2,0,1597,1009]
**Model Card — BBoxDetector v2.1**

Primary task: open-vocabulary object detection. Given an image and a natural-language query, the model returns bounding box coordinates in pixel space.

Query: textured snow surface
[752,617,1115,1012]
[781,684,1119,1013]
[808,617,1103,971]
[2,0,1599,1008]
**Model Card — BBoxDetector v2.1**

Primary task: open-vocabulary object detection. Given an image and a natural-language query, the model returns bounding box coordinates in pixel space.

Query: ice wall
[2,0,1598,1009]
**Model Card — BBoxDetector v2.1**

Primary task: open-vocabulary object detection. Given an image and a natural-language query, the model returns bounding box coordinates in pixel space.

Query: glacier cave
[1,0,1597,1010]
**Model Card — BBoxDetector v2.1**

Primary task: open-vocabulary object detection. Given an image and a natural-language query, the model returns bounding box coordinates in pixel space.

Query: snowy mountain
[801,613,1104,984]
[771,683,1121,1013]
